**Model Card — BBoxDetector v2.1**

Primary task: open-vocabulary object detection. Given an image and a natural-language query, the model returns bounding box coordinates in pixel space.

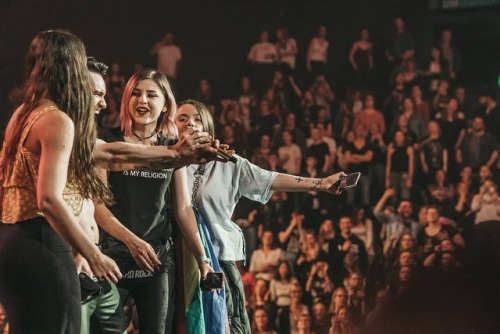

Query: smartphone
[338,172,361,193]
[200,272,224,291]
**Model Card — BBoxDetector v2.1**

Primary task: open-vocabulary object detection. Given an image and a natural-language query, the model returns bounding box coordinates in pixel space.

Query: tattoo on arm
[295,177,303,183]
[312,178,322,191]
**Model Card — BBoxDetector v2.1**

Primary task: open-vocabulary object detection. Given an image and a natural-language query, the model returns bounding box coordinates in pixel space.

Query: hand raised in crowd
[126,238,162,272]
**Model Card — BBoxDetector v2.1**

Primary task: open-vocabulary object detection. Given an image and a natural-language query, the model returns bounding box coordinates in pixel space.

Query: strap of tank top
[18,105,59,147]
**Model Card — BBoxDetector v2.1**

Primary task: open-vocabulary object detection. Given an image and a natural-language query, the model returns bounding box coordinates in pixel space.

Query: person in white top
[307,25,329,81]
[174,99,346,334]
[275,27,298,72]
[248,30,278,96]
[150,32,182,80]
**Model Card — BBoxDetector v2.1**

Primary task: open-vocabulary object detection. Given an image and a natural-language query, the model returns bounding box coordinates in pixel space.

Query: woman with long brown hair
[0,29,121,333]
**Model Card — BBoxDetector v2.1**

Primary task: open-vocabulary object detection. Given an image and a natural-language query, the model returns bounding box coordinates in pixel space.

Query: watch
[198,255,211,265]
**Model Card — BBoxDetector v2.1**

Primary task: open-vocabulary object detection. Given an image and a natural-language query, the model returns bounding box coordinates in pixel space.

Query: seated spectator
[270,260,297,311]
[383,231,417,269]
[278,212,304,275]
[327,216,368,287]
[318,218,336,254]
[248,278,277,324]
[328,287,348,316]
[252,307,278,334]
[351,205,375,261]
[251,134,274,169]
[388,265,414,300]
[305,255,335,306]
[277,282,309,334]
[417,206,465,261]
[296,229,321,284]
[311,300,331,334]
[470,179,500,224]
[328,307,355,334]
[344,272,366,327]
[296,313,314,334]
[249,230,286,281]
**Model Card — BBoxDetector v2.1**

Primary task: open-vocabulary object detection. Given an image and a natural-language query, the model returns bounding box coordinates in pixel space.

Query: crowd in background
[2,16,500,334]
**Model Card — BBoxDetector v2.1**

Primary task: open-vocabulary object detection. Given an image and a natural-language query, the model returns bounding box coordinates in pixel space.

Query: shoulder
[33,106,74,139]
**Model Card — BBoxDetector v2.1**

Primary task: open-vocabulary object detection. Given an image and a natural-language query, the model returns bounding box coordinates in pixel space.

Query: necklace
[132,130,157,142]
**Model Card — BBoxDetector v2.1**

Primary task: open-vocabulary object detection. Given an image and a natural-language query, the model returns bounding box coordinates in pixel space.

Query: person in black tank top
[386,130,414,206]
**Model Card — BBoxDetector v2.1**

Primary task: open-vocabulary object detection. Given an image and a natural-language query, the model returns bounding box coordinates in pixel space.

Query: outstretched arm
[271,171,345,194]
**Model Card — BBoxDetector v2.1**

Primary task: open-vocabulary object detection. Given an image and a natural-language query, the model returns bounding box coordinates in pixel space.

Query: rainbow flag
[177,208,227,334]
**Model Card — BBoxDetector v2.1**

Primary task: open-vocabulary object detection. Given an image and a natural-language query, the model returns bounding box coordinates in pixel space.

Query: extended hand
[127,238,162,272]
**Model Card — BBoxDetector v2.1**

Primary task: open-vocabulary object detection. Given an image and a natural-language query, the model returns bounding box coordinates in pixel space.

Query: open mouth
[136,107,150,116]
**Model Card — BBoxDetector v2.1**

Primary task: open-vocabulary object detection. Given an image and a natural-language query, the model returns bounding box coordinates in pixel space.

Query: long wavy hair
[1,29,112,204]
[120,69,177,140]
[178,99,215,137]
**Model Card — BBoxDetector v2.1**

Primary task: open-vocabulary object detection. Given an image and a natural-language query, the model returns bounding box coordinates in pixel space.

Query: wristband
[198,255,211,265]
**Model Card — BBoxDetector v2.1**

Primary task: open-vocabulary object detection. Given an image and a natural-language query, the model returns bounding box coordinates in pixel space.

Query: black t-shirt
[344,141,373,174]
[100,128,176,246]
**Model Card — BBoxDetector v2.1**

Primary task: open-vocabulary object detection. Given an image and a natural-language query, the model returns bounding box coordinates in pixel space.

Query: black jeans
[118,246,175,334]
[0,218,81,333]
[220,260,251,334]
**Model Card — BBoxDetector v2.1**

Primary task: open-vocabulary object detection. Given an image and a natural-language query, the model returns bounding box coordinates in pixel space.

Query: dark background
[1,0,500,124]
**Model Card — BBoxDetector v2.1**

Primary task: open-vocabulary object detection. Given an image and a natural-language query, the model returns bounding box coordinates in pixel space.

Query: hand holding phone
[200,272,224,291]
[338,172,361,193]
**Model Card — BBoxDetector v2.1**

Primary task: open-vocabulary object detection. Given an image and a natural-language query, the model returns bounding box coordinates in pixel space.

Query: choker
[132,130,157,142]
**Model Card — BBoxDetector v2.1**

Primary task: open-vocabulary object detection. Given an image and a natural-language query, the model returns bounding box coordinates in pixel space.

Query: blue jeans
[0,218,80,333]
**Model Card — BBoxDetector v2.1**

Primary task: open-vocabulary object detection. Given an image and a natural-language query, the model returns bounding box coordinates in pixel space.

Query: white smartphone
[338,172,361,193]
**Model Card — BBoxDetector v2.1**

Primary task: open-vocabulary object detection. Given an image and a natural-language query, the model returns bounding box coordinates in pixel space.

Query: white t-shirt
[186,156,278,261]
[248,42,278,64]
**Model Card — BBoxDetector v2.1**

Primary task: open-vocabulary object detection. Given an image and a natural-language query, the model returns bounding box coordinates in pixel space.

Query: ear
[162,105,168,113]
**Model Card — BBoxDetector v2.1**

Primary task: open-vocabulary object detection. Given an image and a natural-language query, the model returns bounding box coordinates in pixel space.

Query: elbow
[37,194,60,217]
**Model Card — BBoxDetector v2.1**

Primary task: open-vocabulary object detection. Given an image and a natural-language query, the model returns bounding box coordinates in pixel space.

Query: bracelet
[198,255,211,265]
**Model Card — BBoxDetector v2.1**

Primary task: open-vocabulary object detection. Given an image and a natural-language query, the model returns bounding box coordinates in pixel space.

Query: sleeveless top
[391,145,409,173]
[0,105,84,224]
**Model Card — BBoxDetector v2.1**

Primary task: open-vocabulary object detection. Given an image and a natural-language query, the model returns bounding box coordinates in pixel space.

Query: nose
[139,93,148,104]
[187,117,195,127]
[98,97,107,110]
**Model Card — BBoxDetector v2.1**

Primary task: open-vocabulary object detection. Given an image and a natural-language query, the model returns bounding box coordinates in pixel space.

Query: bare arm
[35,111,120,283]
[94,129,220,169]
[172,168,213,278]
[270,172,345,194]
[349,42,359,69]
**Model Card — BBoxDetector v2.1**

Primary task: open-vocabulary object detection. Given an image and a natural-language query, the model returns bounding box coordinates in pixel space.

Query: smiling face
[128,79,167,130]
